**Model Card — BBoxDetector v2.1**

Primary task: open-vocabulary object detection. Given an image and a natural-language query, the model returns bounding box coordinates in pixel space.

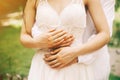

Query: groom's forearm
[74,32,110,57]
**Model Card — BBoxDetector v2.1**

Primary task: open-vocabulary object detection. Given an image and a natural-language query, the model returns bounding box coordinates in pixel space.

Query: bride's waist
[35,41,82,53]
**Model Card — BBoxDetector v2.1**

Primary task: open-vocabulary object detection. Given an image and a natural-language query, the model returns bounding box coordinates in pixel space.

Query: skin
[20,0,74,49]
[44,0,110,69]
[21,0,110,69]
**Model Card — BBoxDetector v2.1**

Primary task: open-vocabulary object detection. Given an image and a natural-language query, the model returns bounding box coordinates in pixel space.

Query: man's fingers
[44,55,57,62]
[58,65,65,69]
[50,48,61,55]
[47,59,58,65]
[44,53,51,58]
[51,62,61,68]
[56,60,75,69]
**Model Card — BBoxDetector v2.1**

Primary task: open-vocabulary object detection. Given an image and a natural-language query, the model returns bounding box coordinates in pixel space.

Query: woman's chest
[35,3,86,28]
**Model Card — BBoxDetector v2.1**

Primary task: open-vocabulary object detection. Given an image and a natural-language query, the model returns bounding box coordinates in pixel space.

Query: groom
[44,0,115,74]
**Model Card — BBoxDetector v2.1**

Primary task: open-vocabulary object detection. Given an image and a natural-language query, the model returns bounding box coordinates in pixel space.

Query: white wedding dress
[28,0,110,80]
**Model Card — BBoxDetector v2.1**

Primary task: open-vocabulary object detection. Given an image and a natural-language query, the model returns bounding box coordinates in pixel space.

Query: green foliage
[115,0,120,11]
[113,21,120,38]
[0,0,120,79]
[0,27,120,80]
[0,26,34,77]
[109,74,120,80]
[108,0,120,47]
[108,20,120,47]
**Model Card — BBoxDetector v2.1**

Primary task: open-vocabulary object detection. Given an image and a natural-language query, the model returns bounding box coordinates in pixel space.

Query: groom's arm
[77,0,115,64]
[101,0,115,36]
[44,0,115,67]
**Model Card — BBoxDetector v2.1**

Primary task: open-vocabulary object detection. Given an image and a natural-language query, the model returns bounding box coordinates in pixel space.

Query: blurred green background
[0,0,120,80]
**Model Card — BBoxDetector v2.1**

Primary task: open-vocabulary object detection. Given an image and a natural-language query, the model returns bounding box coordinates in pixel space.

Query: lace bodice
[32,0,86,46]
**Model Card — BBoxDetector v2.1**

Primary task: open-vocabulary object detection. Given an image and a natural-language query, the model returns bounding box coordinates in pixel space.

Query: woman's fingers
[50,29,64,36]
[60,36,74,47]
[48,29,66,42]
[49,28,56,32]
[53,30,66,40]
[54,34,67,43]
[60,42,72,47]
[48,29,74,48]
[48,39,64,48]
[62,36,74,44]
[51,35,74,48]
[65,34,74,40]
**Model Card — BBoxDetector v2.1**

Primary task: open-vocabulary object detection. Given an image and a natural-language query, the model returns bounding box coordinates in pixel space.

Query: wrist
[33,38,43,48]
[74,44,86,57]
[72,47,81,58]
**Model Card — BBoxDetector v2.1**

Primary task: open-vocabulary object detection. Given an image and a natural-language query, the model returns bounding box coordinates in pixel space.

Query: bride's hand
[60,34,74,47]
[33,29,68,48]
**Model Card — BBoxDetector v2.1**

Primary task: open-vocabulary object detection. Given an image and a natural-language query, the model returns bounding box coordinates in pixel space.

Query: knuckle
[57,58,62,63]
[48,37,52,42]
[49,63,53,65]
[48,46,51,48]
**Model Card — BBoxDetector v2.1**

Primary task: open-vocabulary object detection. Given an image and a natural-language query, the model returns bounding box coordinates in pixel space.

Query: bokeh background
[0,0,120,80]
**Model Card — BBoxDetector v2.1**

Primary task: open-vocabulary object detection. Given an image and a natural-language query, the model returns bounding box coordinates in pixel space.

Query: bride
[20,0,111,80]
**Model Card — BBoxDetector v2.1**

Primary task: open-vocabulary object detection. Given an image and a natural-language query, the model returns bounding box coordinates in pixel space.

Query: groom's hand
[44,47,78,69]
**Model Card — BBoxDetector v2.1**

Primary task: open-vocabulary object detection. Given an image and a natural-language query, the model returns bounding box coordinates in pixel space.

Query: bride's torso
[32,0,86,46]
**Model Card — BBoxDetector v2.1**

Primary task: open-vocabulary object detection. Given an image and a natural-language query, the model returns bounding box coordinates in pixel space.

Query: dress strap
[80,0,86,13]
[72,0,85,6]
[72,0,81,4]
[72,0,86,11]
